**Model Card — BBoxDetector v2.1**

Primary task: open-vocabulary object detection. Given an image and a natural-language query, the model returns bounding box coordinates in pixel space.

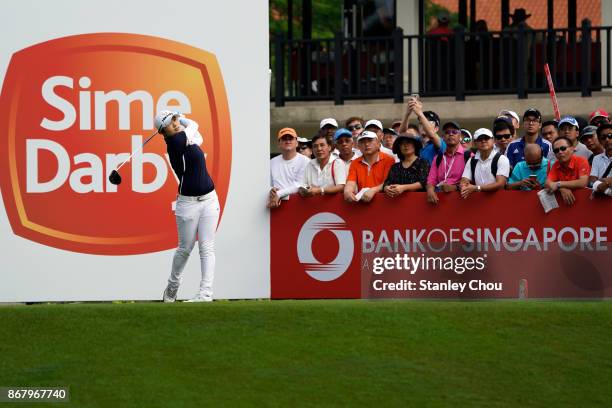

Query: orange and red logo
[0,33,232,255]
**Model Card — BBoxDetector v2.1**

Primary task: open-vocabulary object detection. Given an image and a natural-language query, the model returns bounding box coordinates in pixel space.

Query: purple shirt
[426,145,468,186]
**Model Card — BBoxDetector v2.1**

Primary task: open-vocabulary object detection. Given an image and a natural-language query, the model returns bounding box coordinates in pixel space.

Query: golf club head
[109,170,122,185]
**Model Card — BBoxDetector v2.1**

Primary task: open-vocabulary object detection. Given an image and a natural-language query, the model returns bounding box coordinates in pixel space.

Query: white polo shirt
[590,152,612,178]
[303,157,347,188]
[462,151,511,186]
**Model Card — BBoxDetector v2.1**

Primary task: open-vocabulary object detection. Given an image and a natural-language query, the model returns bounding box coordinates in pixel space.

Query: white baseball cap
[320,118,338,129]
[499,110,520,123]
[364,119,383,130]
[154,110,178,131]
[357,130,378,142]
[473,128,493,140]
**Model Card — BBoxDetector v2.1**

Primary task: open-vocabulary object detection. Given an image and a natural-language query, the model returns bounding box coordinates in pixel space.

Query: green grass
[1,300,611,407]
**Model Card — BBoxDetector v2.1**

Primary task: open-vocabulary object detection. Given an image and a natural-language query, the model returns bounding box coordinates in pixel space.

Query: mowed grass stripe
[0,300,611,407]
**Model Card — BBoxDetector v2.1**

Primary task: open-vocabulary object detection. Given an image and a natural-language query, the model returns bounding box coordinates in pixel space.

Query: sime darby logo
[0,33,232,255]
[297,212,354,282]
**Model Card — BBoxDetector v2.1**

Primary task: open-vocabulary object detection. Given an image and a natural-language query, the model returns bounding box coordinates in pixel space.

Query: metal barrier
[271,21,611,106]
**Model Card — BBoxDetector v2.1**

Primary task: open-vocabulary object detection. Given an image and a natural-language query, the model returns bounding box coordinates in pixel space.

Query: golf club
[108,111,176,185]
[108,129,160,185]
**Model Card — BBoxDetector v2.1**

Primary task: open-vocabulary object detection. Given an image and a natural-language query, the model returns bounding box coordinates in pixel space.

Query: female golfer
[156,110,219,303]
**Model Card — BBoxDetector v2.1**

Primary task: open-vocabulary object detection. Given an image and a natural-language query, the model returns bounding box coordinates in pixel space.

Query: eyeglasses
[461,137,472,144]
[445,129,461,135]
[280,136,296,141]
[298,145,310,151]
[476,136,492,142]
[604,133,612,140]
[553,146,569,154]
[524,118,540,124]
[495,133,512,140]
[347,124,363,131]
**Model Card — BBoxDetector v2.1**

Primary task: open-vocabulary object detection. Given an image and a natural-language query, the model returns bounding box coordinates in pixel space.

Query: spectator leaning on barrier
[589,108,610,127]
[382,127,398,150]
[344,131,395,203]
[541,120,559,143]
[426,122,471,204]
[299,134,346,198]
[507,144,550,191]
[383,135,430,198]
[545,136,590,206]
[580,125,604,166]
[499,109,521,136]
[493,116,515,155]
[365,119,397,159]
[346,116,364,139]
[333,128,362,172]
[506,108,553,168]
[557,115,591,160]
[460,128,510,199]
[268,128,310,208]
[590,124,612,196]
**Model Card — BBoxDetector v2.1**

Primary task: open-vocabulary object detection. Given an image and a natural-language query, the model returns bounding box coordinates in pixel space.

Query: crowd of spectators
[268,98,612,208]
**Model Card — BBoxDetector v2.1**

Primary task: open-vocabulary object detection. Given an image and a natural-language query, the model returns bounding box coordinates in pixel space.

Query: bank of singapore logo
[297,212,354,282]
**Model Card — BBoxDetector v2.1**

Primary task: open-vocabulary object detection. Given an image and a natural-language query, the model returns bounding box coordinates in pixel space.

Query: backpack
[469,152,501,184]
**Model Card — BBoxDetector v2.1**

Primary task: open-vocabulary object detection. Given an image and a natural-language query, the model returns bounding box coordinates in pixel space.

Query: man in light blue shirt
[507,144,551,190]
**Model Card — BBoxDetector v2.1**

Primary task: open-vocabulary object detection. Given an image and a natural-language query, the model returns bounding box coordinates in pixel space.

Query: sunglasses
[603,133,612,140]
[495,133,512,140]
[461,137,472,144]
[347,124,363,131]
[298,145,310,150]
[476,136,492,142]
[280,136,296,141]
[445,129,461,135]
[553,146,569,154]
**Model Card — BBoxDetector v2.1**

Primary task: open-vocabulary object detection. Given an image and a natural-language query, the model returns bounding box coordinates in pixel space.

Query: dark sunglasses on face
[604,133,612,140]
[347,124,363,131]
[461,137,472,144]
[298,145,309,150]
[476,136,492,142]
[553,146,569,154]
[495,133,512,140]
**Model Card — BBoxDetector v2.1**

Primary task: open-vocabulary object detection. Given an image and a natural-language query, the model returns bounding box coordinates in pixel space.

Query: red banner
[271,191,611,299]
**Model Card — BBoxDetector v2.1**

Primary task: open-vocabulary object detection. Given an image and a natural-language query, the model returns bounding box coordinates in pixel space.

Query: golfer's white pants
[167,190,220,297]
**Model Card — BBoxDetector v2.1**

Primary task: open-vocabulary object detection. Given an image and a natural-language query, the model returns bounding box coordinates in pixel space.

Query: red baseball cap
[589,109,609,124]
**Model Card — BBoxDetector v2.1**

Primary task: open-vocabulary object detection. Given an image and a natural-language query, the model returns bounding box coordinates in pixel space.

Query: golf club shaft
[115,130,159,171]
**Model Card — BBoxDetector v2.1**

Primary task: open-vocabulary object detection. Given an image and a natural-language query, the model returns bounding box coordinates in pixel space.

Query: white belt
[177,190,216,202]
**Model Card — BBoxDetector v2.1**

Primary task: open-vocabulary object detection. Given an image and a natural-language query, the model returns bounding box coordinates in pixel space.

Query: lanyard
[442,154,456,183]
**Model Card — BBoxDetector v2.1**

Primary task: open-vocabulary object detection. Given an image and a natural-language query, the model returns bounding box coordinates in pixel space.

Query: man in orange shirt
[545,136,590,205]
[344,131,395,203]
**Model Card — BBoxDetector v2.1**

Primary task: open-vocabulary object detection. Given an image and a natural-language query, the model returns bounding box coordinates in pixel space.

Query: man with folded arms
[589,124,612,197]
[460,128,510,199]
[544,136,590,205]
[344,131,395,203]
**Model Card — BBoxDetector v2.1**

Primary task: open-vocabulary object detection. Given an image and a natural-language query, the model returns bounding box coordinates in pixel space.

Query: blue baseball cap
[333,128,353,141]
[558,115,579,129]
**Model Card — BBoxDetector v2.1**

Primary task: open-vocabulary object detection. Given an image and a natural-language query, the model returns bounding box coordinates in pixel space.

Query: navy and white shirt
[505,136,554,168]
[164,119,214,196]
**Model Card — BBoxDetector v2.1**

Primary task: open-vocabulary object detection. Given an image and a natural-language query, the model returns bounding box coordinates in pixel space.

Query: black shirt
[164,132,214,196]
[383,157,430,190]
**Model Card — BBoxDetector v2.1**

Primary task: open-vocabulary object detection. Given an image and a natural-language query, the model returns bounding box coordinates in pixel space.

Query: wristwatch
[321,187,325,195]
[556,181,561,190]
[477,185,481,192]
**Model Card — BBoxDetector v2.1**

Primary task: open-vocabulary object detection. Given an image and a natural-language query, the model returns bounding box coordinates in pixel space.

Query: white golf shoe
[184,294,213,303]
[163,286,178,303]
